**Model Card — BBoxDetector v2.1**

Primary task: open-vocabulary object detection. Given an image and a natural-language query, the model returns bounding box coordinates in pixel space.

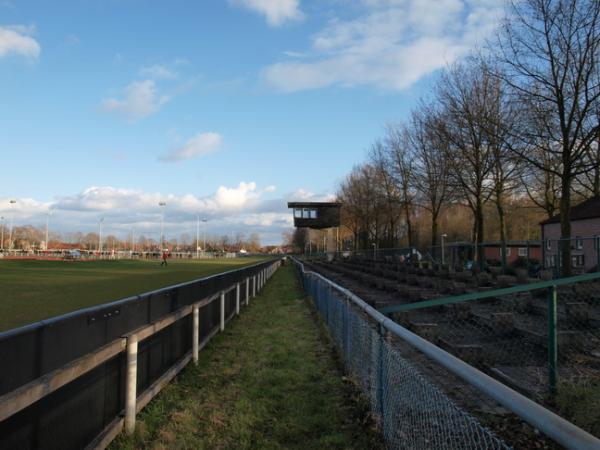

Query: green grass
[553,381,600,437]
[111,264,383,450]
[0,257,266,332]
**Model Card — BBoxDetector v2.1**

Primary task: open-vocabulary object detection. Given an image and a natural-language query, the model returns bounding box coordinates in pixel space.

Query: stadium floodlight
[45,211,52,251]
[158,202,167,250]
[202,217,207,255]
[8,200,16,251]
[99,217,104,253]
[196,214,200,259]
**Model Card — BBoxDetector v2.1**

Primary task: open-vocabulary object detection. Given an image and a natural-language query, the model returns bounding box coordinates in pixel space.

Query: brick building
[540,196,600,272]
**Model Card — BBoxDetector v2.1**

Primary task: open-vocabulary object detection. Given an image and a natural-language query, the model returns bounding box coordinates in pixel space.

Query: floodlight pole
[196,215,200,259]
[8,200,16,251]
[158,202,166,250]
[99,217,104,254]
[202,218,207,256]
[45,212,51,251]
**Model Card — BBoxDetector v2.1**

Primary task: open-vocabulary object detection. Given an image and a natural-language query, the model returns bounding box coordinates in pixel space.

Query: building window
[310,209,318,219]
[505,247,511,256]
[546,240,551,250]
[518,247,528,257]
[572,255,585,267]
[294,209,302,218]
[575,237,583,250]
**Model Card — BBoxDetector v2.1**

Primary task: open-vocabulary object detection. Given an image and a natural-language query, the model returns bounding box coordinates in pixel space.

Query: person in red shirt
[161,250,168,266]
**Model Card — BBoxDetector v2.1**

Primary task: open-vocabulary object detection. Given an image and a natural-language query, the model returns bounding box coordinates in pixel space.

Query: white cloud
[160,132,223,162]
[229,0,304,26]
[139,64,179,80]
[262,0,505,92]
[0,25,40,60]
[214,182,259,210]
[0,184,332,245]
[100,80,170,120]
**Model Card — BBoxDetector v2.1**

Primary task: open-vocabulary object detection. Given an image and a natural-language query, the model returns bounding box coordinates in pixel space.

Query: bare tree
[384,124,416,247]
[369,140,402,247]
[495,0,600,275]
[436,62,496,266]
[407,104,453,257]
[521,150,562,218]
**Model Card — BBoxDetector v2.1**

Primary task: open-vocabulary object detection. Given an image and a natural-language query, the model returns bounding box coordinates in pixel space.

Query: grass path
[112,263,383,450]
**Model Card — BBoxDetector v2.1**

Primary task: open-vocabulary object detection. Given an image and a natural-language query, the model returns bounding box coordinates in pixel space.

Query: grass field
[111,263,383,450]
[0,257,266,332]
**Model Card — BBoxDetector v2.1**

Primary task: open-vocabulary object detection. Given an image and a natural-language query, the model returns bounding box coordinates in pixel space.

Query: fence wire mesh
[299,265,511,450]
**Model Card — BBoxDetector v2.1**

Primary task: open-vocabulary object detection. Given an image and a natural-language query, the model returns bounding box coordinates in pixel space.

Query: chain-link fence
[298,261,512,450]
[379,271,600,401]
[314,254,600,439]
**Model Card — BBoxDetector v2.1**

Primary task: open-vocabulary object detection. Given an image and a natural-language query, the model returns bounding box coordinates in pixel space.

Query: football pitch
[0,257,267,332]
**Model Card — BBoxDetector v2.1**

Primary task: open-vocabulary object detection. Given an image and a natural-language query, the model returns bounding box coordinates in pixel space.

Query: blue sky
[0,0,505,245]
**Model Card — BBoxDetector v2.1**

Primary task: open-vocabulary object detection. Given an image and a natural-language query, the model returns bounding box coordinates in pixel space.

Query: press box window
[294,209,302,218]
[301,208,318,219]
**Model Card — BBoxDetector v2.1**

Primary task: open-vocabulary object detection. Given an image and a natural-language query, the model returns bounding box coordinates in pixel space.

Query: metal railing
[380,271,600,395]
[293,257,600,450]
[0,259,281,450]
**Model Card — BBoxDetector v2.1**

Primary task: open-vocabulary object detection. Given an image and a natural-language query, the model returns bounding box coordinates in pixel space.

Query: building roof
[540,196,600,225]
[287,202,342,208]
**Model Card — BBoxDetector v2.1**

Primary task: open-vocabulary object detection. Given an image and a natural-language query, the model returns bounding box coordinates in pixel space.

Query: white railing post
[253,275,257,297]
[220,291,225,331]
[236,282,240,315]
[246,277,250,305]
[125,334,138,434]
[193,305,199,364]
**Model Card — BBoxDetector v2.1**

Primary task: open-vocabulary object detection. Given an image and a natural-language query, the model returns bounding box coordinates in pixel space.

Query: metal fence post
[377,323,385,420]
[246,277,250,305]
[192,305,199,364]
[236,283,240,315]
[548,285,558,393]
[220,291,225,332]
[253,275,257,297]
[596,236,600,272]
[125,334,138,434]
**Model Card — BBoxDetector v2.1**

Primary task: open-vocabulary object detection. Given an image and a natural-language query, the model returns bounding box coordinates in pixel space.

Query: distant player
[161,250,168,267]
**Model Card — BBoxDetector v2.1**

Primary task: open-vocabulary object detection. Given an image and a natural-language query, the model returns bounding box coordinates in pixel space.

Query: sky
[0,0,506,245]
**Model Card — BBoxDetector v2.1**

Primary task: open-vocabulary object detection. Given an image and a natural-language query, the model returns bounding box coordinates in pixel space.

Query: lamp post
[196,215,200,258]
[441,234,448,266]
[45,212,51,251]
[202,218,207,256]
[158,202,166,250]
[8,200,16,251]
[99,217,104,254]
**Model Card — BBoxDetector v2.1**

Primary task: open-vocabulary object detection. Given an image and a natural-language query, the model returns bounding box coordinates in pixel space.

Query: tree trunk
[560,171,572,277]
[431,212,439,261]
[475,197,485,270]
[404,204,413,248]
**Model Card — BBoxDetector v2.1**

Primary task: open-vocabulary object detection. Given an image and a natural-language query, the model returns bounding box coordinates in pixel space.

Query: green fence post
[548,285,558,393]
[377,323,385,420]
